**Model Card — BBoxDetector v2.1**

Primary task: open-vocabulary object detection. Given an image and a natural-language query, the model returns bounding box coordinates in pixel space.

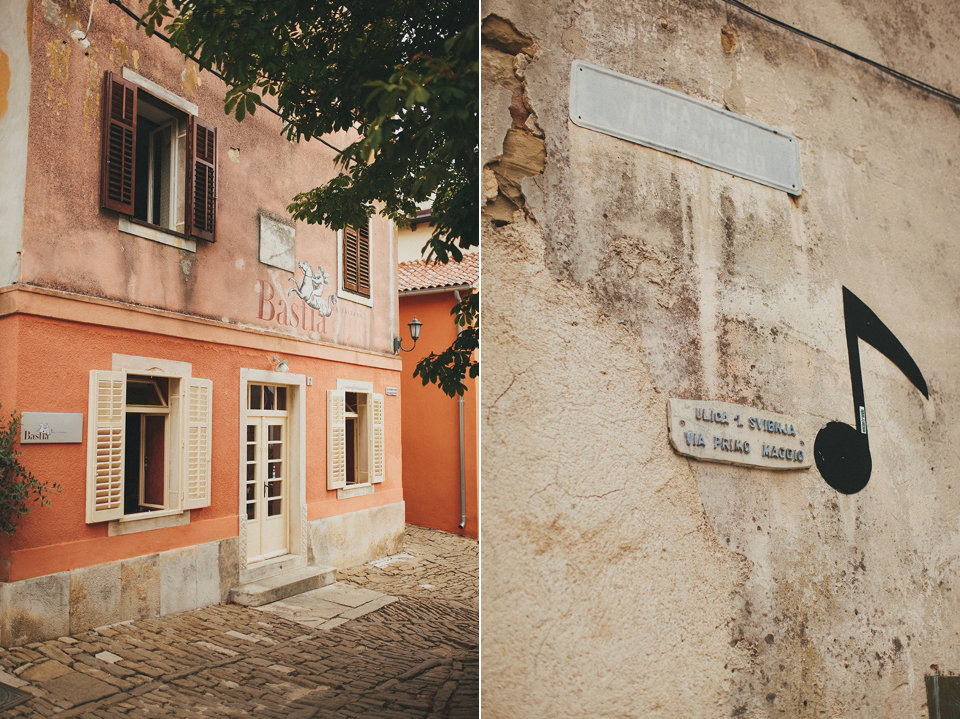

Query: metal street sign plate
[668,398,812,470]
[20,413,83,444]
[569,61,802,195]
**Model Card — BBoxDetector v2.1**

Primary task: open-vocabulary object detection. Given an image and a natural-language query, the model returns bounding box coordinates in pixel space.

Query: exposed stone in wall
[481,15,546,225]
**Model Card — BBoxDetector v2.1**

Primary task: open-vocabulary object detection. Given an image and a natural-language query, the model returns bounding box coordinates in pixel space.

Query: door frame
[238,369,308,575]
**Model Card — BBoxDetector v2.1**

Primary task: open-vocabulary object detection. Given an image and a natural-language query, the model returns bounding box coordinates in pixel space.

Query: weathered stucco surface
[0,0,30,287]
[482,1,960,716]
[19,0,397,354]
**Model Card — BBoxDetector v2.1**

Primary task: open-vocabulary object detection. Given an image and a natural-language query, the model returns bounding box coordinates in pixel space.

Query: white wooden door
[244,412,289,562]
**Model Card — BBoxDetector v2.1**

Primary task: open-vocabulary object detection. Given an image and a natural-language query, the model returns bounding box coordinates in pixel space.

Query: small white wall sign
[668,398,812,470]
[20,413,83,444]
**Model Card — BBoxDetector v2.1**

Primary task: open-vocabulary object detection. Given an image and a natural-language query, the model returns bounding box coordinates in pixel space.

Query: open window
[86,367,212,524]
[327,389,384,490]
[100,71,217,242]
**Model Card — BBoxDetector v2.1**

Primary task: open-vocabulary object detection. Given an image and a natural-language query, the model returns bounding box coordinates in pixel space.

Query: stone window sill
[337,484,374,500]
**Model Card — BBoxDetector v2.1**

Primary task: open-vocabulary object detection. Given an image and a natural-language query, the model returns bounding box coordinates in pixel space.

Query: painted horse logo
[288,261,338,317]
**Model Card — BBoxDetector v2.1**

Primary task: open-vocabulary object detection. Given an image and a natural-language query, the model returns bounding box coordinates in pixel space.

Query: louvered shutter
[86,371,126,523]
[327,390,347,490]
[357,223,370,297]
[342,227,360,294]
[183,378,212,509]
[100,72,137,215]
[371,393,385,483]
[186,116,218,242]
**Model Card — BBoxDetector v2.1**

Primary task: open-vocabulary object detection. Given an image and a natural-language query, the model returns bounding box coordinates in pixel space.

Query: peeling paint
[131,49,139,72]
[481,16,545,225]
[45,40,69,83]
[111,35,128,66]
[42,0,64,28]
[228,147,241,164]
[0,49,9,121]
[181,60,201,94]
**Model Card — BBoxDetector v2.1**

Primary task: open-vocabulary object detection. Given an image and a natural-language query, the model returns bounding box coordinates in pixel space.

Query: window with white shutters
[85,364,212,524]
[328,388,385,491]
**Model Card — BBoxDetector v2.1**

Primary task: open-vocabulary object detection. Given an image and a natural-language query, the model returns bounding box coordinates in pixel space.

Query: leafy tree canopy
[141,0,478,396]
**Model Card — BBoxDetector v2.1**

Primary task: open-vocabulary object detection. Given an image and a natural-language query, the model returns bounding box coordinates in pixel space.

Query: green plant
[0,406,60,536]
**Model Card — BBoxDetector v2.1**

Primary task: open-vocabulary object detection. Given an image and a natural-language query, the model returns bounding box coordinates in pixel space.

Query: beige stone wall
[0,501,405,646]
[482,1,960,717]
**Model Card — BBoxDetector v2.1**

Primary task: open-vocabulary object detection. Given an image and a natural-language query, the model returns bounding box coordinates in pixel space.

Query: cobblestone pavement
[0,525,478,718]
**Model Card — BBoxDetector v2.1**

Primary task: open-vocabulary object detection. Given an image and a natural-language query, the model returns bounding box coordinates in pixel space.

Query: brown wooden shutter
[357,222,370,297]
[342,226,360,294]
[186,116,218,241]
[342,223,370,297]
[100,72,137,215]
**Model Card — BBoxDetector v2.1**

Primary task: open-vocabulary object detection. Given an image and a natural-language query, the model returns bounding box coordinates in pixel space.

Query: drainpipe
[454,290,467,530]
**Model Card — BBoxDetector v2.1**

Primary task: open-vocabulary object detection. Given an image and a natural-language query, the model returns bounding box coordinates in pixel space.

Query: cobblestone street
[0,526,478,718]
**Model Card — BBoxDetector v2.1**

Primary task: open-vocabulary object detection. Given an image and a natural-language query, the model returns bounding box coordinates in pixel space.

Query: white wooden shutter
[183,378,213,510]
[327,390,347,490]
[371,393,385,484]
[86,371,126,523]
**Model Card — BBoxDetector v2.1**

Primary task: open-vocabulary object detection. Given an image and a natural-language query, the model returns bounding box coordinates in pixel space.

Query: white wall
[0,0,29,287]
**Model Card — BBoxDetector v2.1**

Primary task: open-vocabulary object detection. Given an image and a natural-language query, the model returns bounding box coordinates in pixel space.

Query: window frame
[85,356,212,528]
[327,379,384,493]
[100,68,217,251]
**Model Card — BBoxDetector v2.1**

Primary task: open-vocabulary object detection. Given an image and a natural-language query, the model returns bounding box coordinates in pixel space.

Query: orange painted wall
[0,307,402,581]
[399,291,478,538]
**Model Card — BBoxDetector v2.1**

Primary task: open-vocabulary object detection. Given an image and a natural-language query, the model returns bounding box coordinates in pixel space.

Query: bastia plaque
[668,398,812,470]
[19,413,83,444]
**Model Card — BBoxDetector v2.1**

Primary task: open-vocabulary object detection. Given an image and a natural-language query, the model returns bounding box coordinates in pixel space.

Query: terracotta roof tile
[398,252,479,292]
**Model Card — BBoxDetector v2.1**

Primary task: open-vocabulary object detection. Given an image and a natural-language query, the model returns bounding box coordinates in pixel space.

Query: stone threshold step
[229,565,337,607]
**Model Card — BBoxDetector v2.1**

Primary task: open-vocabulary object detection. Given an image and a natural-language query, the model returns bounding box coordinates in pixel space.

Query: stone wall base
[0,502,405,646]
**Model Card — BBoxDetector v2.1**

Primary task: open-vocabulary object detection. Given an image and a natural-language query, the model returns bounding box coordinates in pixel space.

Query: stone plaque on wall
[569,60,802,195]
[258,211,296,272]
[668,398,812,470]
[20,413,83,444]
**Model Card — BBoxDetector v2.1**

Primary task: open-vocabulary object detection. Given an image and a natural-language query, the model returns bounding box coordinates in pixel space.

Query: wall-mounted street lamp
[272,355,290,372]
[394,317,423,354]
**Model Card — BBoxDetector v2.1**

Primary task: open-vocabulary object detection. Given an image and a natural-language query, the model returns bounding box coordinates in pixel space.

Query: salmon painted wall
[1,309,402,581]
[399,291,478,538]
[19,0,397,354]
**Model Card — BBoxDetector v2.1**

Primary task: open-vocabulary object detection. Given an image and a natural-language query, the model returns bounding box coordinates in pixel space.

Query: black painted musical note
[814,287,929,494]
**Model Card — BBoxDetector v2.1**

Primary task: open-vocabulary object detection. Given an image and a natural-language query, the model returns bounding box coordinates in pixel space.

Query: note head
[814,421,872,494]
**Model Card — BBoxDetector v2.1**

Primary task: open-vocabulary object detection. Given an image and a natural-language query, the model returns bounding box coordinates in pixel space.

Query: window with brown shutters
[342,223,371,297]
[99,71,217,242]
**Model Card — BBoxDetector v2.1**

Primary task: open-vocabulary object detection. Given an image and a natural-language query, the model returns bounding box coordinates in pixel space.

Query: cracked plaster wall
[482,1,960,717]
